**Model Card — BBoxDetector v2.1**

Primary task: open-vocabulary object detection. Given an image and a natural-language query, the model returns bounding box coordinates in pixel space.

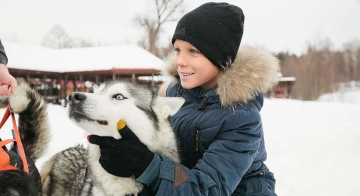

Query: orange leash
[0,105,29,174]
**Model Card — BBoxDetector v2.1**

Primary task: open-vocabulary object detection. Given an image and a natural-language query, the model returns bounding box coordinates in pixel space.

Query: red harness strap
[0,105,29,173]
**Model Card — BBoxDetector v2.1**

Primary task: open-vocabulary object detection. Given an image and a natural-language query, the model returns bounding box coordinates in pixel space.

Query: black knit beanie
[172,2,245,70]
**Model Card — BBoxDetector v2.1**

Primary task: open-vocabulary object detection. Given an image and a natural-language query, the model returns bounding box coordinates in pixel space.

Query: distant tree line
[277,39,360,100]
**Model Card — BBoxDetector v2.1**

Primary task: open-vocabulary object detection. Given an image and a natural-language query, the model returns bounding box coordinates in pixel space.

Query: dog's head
[67,80,184,140]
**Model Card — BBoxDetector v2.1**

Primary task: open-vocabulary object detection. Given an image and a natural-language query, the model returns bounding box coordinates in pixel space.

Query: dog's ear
[154,97,184,117]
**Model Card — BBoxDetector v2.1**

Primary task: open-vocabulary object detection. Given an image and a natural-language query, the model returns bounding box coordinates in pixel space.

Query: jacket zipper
[195,129,200,161]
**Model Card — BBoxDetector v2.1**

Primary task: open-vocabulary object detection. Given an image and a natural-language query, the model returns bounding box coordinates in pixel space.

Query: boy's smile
[180,72,194,77]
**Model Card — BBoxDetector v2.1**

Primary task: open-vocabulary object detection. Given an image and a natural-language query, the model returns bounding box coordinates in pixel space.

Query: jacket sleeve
[137,109,263,195]
[0,39,8,65]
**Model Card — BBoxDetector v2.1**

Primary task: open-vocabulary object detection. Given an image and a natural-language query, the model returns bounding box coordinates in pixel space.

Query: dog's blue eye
[113,94,126,100]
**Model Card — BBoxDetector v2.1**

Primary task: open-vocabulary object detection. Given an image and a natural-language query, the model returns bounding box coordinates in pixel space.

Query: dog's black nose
[68,92,86,105]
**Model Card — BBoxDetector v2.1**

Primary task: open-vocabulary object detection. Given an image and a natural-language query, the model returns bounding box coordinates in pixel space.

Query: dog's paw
[8,83,31,113]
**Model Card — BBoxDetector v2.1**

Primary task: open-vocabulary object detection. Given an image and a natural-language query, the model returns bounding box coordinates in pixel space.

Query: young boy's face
[173,40,220,90]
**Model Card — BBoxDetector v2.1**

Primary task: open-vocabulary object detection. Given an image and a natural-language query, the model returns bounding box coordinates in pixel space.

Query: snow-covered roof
[3,41,166,72]
[279,77,296,82]
[277,72,296,82]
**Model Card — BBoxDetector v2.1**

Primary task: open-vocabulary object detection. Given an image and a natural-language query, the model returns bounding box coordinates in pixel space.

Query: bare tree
[343,40,360,82]
[134,0,185,58]
[42,25,73,49]
[42,24,93,49]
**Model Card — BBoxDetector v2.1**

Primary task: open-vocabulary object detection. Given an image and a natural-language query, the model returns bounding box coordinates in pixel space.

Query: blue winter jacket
[137,46,280,195]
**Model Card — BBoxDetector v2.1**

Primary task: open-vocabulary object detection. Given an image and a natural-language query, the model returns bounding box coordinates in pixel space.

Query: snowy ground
[1,94,360,195]
[261,98,360,195]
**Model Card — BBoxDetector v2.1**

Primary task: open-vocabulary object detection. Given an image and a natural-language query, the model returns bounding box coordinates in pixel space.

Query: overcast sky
[1,0,360,55]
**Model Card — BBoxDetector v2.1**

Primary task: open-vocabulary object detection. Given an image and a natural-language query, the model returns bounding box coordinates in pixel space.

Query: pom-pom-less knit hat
[172,2,245,70]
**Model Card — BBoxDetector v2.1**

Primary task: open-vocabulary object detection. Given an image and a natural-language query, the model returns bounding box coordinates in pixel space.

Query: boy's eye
[190,49,199,54]
[113,94,126,100]
[174,48,180,52]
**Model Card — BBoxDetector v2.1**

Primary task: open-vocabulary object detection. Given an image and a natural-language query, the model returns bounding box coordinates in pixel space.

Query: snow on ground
[1,93,360,195]
[261,98,360,196]
[318,81,360,104]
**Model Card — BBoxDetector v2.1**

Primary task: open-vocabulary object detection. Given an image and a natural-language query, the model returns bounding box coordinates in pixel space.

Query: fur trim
[162,46,280,107]
[218,46,280,107]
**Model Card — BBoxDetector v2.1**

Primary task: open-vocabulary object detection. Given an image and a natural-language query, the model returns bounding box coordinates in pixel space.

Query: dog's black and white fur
[2,81,183,196]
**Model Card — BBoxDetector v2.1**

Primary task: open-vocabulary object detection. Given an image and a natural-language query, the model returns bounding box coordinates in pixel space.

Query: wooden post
[63,75,68,99]
[79,75,83,92]
[95,74,99,85]
[43,74,47,98]
[58,74,62,98]
[26,73,30,85]
[151,73,154,91]
[132,73,135,83]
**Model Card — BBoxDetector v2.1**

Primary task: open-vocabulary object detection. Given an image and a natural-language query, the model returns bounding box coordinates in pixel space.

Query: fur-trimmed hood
[162,46,280,107]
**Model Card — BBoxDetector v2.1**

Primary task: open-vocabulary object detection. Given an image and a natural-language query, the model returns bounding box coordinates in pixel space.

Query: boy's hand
[0,64,17,97]
[88,125,154,178]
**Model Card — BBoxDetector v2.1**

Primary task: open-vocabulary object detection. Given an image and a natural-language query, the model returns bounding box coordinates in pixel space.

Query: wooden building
[268,73,296,98]
[3,41,166,103]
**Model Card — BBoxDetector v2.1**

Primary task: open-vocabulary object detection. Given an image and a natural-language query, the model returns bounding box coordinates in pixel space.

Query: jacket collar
[164,46,280,108]
[181,84,219,105]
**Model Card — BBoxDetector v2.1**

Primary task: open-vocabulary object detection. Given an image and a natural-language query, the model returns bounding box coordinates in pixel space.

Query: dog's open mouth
[70,111,108,126]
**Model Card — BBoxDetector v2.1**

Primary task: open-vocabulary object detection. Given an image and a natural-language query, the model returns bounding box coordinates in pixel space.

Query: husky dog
[39,80,184,196]
[0,83,51,196]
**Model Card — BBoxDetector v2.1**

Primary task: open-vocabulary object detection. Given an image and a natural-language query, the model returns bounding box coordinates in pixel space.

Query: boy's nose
[174,54,188,67]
